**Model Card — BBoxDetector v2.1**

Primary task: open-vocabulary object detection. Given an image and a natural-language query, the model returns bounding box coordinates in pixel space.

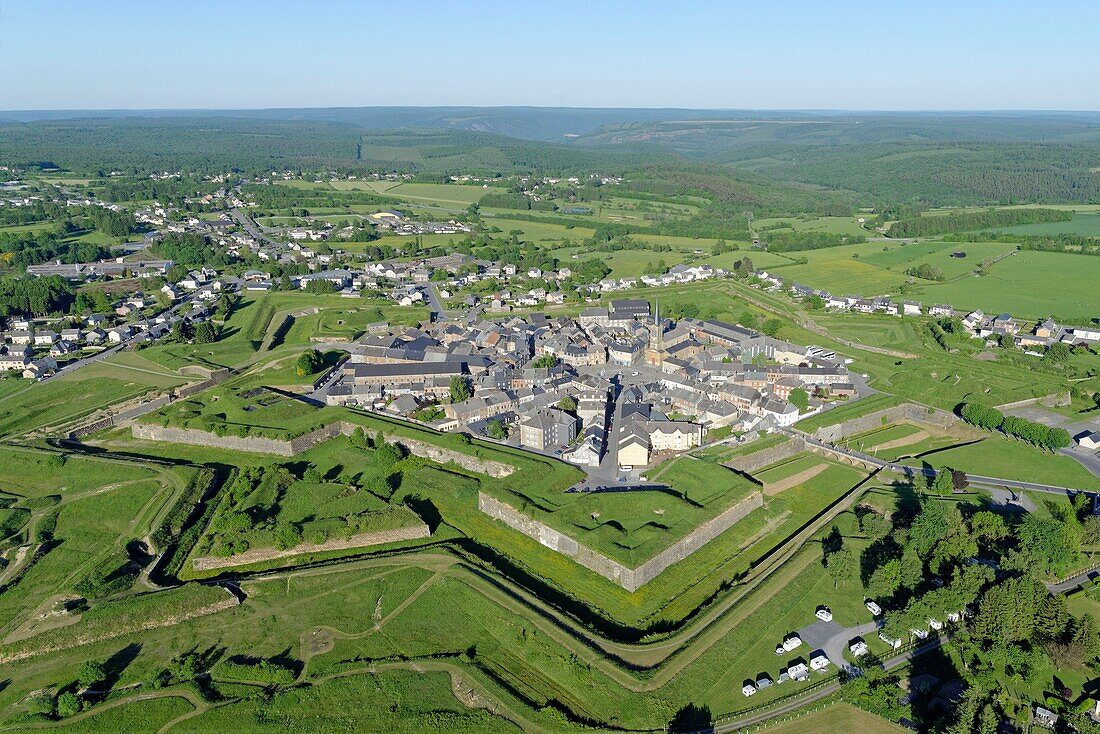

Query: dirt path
[763,463,828,495]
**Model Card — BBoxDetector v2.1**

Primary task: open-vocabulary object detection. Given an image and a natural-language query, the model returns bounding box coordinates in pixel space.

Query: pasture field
[0,371,184,438]
[810,312,930,352]
[759,703,909,733]
[917,250,1100,318]
[769,248,909,294]
[988,211,1100,236]
[754,214,871,238]
[857,240,1017,280]
[331,181,503,207]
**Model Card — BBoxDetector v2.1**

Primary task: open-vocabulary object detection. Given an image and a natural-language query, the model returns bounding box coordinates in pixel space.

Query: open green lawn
[989,211,1100,237]
[150,384,327,439]
[917,250,1100,319]
[753,454,829,483]
[902,434,1100,490]
[0,363,190,438]
[331,181,503,207]
[755,214,871,238]
[759,703,907,733]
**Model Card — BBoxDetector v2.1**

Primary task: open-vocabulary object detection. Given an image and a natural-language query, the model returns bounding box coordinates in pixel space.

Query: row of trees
[959,402,1071,451]
[889,207,1071,238]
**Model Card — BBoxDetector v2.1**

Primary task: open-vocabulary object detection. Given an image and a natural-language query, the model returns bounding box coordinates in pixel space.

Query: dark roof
[350,362,466,378]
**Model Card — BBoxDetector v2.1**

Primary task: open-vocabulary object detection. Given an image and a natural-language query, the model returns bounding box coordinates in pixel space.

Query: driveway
[797,619,879,672]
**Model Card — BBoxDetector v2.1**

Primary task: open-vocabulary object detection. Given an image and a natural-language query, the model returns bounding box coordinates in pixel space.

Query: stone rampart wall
[478,490,763,592]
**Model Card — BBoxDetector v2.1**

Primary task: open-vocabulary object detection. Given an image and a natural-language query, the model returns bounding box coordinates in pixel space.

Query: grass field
[989,211,1100,236]
[330,181,504,207]
[902,434,1100,491]
[917,250,1100,318]
[757,703,907,733]
[754,215,871,238]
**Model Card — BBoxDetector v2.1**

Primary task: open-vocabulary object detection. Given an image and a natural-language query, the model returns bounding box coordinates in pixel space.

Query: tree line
[960,402,1071,451]
[889,208,1071,238]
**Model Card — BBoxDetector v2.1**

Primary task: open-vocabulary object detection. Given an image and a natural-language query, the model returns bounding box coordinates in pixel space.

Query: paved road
[421,282,447,321]
[229,207,281,249]
[798,619,879,673]
[1048,566,1100,595]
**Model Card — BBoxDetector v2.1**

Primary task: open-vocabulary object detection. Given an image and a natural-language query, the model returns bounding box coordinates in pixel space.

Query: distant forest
[5,110,1100,213]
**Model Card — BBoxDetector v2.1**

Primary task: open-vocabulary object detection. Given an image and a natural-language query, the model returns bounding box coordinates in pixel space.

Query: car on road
[815,606,832,622]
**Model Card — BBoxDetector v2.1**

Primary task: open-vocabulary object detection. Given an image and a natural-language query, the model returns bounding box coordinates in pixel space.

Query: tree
[55,692,82,718]
[868,558,902,599]
[738,310,759,329]
[826,547,856,588]
[556,395,577,412]
[859,510,891,540]
[951,468,969,492]
[760,318,782,337]
[788,388,809,413]
[975,576,1045,643]
[530,354,559,369]
[969,511,1007,541]
[1046,341,1072,363]
[374,440,404,468]
[449,375,472,403]
[485,419,508,440]
[929,468,955,496]
[295,349,324,377]
[77,659,107,690]
[1011,514,1080,576]
[193,321,217,343]
[304,279,337,294]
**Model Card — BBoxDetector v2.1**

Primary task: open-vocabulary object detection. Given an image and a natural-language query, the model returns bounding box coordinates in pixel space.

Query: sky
[2,0,1099,111]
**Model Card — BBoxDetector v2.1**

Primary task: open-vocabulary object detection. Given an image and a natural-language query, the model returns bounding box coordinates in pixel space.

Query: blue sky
[2,0,1098,110]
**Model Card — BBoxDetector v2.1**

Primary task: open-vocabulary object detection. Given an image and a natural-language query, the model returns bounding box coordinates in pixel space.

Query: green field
[902,434,1100,491]
[754,214,871,238]
[989,211,1100,236]
[917,250,1100,318]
